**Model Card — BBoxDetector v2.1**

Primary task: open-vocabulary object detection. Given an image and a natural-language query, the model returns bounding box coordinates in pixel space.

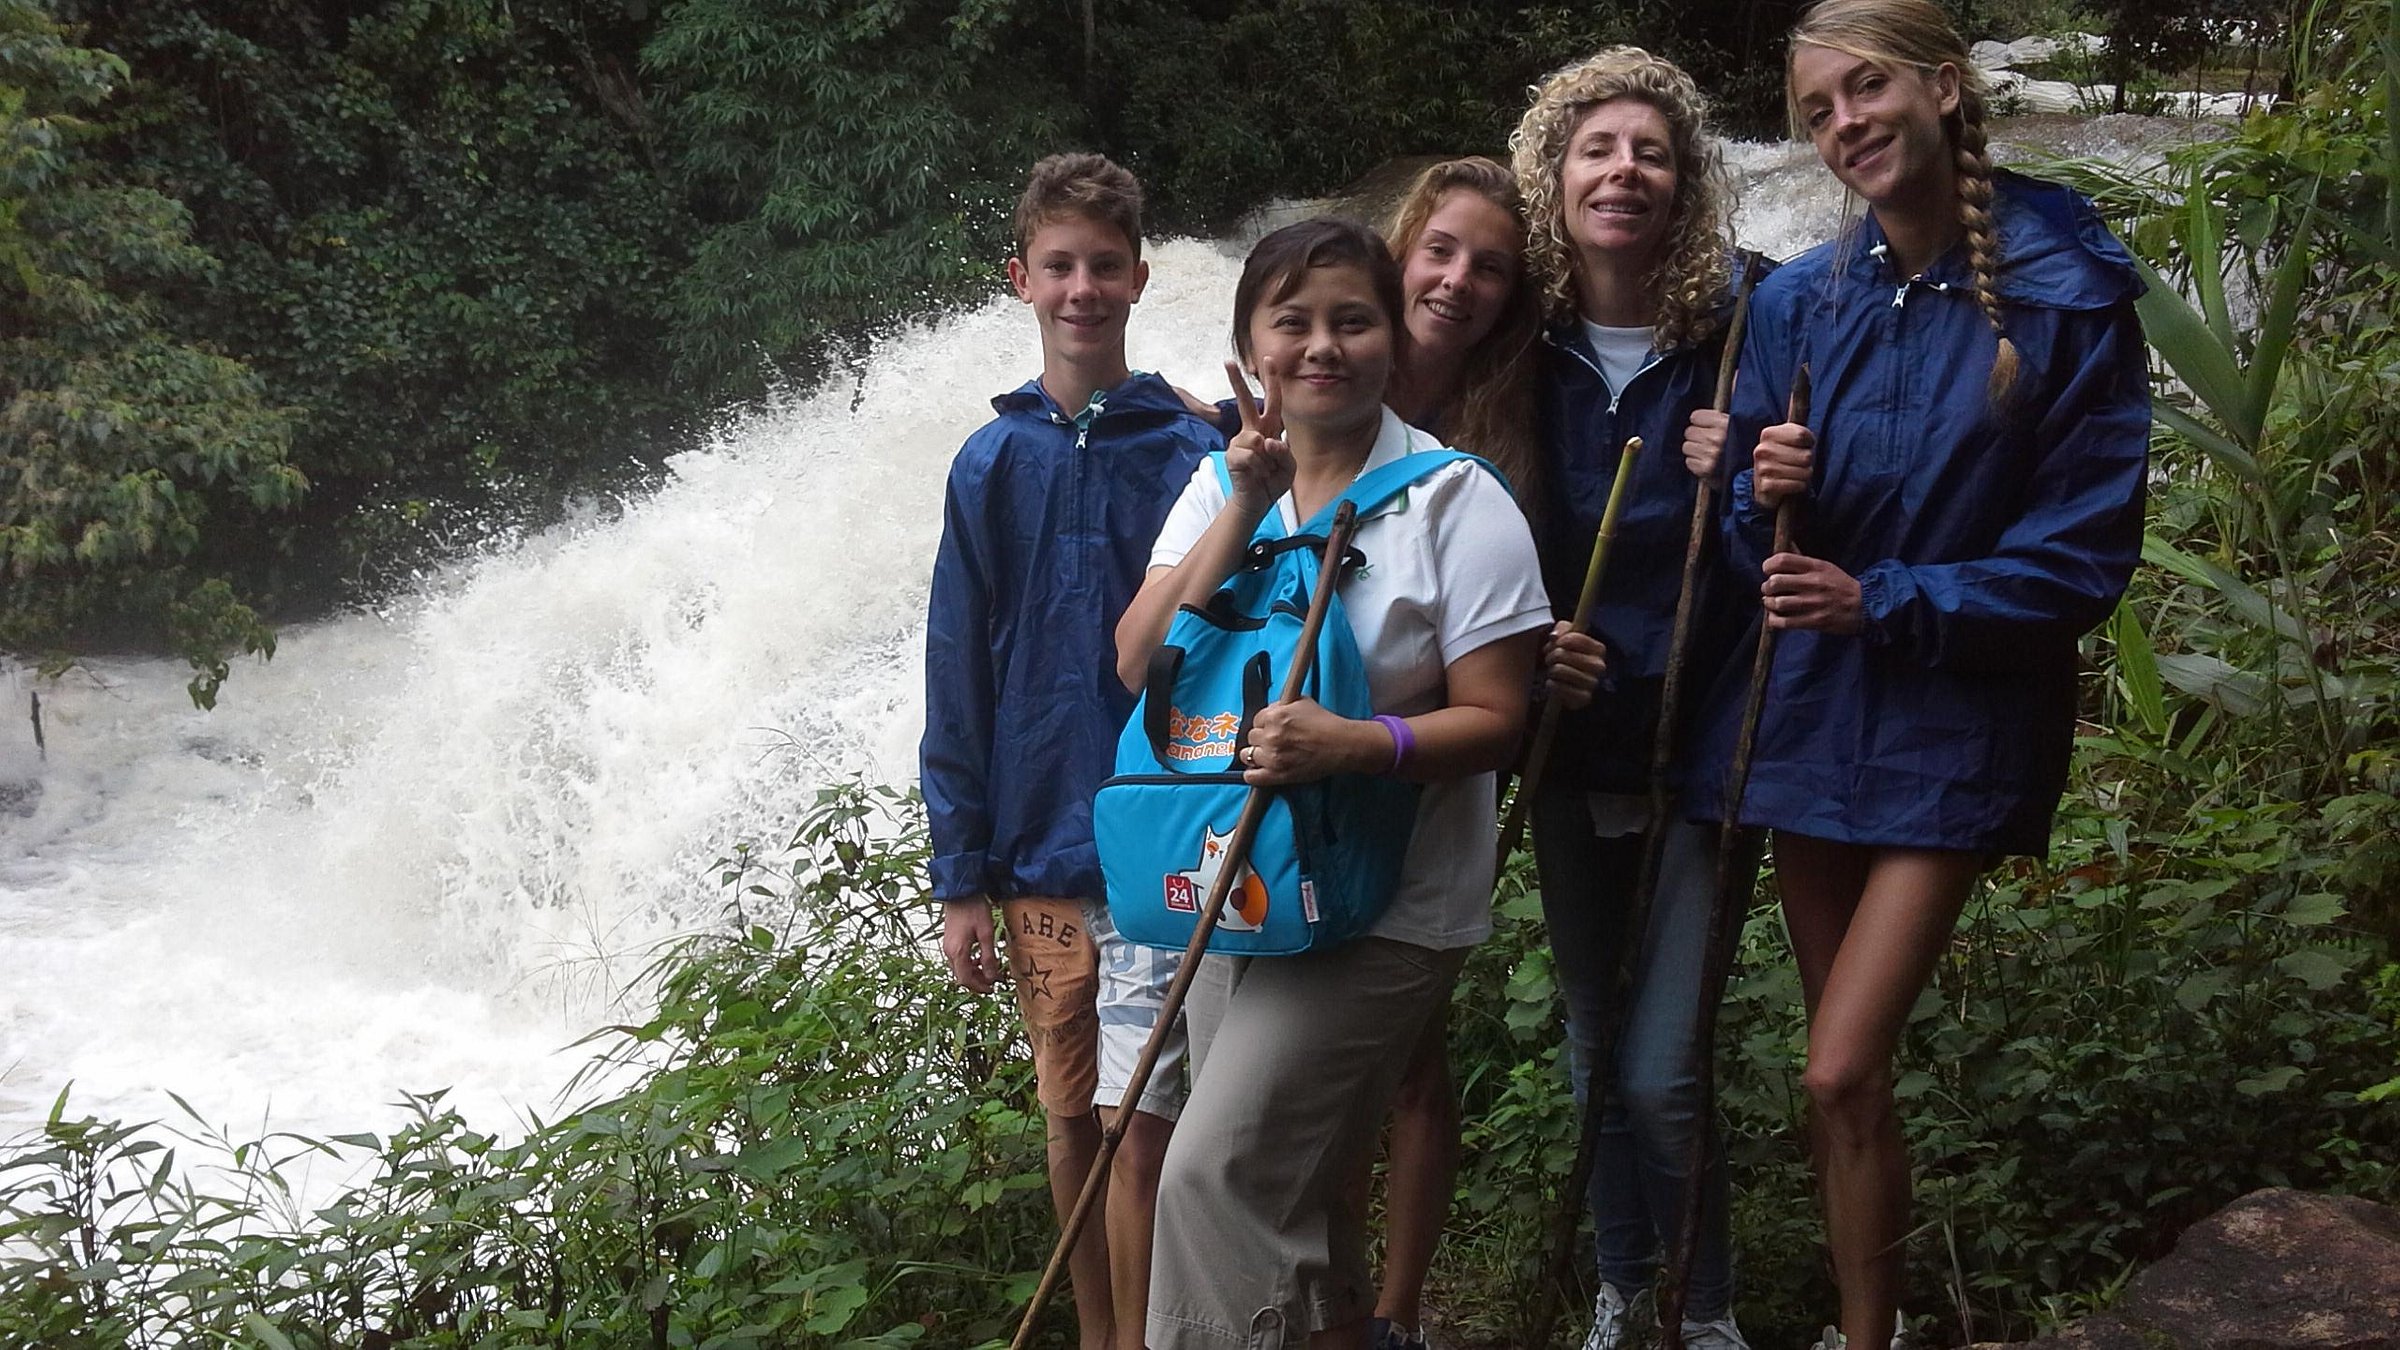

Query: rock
[2118,1189,2400,1350]
[1971,34,2106,71]
[1975,1189,2400,1350]
[1984,70,2255,119]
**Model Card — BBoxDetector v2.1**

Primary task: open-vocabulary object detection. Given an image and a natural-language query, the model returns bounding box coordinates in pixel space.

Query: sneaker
[1807,1313,1906,1350]
[1680,1315,1751,1350]
[1583,1284,1653,1350]
[1368,1317,1429,1350]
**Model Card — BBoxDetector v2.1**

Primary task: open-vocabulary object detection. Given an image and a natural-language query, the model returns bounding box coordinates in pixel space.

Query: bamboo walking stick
[1008,502,1362,1350]
[1525,256,1762,1349]
[1494,435,1644,879]
[1658,364,1811,1349]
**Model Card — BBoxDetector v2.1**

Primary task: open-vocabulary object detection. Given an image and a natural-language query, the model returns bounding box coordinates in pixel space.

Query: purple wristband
[1372,714,1415,773]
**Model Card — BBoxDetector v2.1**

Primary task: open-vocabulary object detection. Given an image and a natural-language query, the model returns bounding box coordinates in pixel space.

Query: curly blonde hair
[1788,0,2021,399]
[1382,158,1546,526]
[1508,47,1732,352]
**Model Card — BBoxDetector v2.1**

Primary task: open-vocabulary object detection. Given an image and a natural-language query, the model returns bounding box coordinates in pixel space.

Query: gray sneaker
[1583,1284,1654,1350]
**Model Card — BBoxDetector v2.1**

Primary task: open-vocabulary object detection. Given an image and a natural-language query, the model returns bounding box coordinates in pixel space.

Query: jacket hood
[1852,170,2143,311]
[989,370,1192,420]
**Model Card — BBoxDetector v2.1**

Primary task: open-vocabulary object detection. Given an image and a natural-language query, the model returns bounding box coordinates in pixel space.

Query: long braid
[1952,105,2020,400]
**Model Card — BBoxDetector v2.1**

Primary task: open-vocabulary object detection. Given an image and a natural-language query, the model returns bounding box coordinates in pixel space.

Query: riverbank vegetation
[5,0,2396,1345]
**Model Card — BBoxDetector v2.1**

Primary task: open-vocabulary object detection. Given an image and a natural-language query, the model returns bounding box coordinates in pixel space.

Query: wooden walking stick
[1494,435,1644,879]
[1525,256,1763,1350]
[1008,502,1363,1350]
[1658,363,1811,1350]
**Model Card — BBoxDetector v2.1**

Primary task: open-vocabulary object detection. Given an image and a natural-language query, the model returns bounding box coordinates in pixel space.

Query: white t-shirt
[1581,320,1656,398]
[1147,408,1552,949]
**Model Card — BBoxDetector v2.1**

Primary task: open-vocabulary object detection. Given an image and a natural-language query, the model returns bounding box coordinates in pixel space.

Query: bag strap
[1299,448,1490,535]
[1137,643,1275,770]
[1206,447,1502,545]
[1142,645,1184,764]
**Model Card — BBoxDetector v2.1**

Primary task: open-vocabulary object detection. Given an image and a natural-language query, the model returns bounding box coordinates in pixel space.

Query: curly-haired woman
[1509,48,1758,1350]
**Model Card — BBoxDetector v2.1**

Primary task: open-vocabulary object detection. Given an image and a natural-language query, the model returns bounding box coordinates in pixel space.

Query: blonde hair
[1508,47,1732,353]
[1788,0,2021,398]
[1383,158,1545,526]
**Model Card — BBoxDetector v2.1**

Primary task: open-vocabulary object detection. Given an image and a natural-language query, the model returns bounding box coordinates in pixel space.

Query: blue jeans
[1532,790,1739,1320]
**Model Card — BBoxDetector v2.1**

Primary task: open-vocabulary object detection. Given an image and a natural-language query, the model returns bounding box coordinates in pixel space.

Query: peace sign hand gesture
[1224,359,1296,517]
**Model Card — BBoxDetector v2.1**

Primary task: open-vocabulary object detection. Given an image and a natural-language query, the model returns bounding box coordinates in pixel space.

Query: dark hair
[1231,217,1406,366]
[1014,152,1144,260]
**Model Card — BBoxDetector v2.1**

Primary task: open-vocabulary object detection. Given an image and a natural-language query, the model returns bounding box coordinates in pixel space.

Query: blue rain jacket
[1534,289,1758,797]
[1704,171,2150,854]
[921,373,1219,903]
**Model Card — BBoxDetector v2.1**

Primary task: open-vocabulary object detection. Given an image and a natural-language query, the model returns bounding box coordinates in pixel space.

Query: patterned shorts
[1087,900,1188,1121]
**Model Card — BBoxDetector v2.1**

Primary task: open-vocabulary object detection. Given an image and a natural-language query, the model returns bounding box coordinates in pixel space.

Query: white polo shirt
[1148,408,1551,949]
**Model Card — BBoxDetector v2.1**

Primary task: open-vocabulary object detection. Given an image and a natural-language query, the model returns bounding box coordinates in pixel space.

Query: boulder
[1975,1189,2400,1350]
[2119,1189,2400,1350]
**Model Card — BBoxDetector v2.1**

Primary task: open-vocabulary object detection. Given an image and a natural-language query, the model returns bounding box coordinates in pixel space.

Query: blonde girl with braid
[1704,2,2151,1346]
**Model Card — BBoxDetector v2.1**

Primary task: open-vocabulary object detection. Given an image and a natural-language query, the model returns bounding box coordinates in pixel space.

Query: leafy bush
[55,0,692,593]
[0,0,303,704]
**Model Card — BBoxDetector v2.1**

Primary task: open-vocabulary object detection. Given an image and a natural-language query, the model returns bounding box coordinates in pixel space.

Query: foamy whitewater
[0,125,2184,1151]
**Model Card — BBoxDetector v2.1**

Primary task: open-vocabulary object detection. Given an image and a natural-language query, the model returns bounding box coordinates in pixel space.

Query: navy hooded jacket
[921,373,1219,904]
[1704,171,2151,854]
[1534,287,1759,798]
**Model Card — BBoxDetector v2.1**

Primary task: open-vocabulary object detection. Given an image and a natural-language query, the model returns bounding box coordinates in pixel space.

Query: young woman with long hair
[1713,2,2150,1344]
[1355,155,1546,1350]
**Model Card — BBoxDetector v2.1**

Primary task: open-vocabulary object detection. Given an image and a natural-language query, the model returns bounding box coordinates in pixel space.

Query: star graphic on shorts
[1018,955,1056,1000]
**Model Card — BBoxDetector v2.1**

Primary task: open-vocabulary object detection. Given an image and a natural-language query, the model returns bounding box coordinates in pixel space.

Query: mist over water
[0,125,2177,1143]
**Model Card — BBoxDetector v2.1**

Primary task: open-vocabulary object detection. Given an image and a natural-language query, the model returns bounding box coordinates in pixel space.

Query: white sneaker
[1680,1315,1751,1350]
[1808,1313,1905,1350]
[1583,1284,1653,1350]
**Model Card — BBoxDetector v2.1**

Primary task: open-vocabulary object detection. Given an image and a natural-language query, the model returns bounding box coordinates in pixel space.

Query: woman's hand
[1682,409,1730,480]
[1240,698,1382,785]
[1540,621,1608,709]
[1761,552,1862,632]
[1751,421,1815,508]
[1224,359,1295,515]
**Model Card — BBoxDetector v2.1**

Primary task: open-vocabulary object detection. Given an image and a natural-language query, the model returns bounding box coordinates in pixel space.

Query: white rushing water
[0,123,2185,1149]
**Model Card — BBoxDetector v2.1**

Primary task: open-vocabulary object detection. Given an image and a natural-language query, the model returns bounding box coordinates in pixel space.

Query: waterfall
[0,123,2189,1141]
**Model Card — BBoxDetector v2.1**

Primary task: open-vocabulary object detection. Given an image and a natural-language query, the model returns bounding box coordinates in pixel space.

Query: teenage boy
[921,152,1219,1350]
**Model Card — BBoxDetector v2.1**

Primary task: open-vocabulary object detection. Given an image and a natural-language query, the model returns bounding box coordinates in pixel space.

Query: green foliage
[644,0,1068,394]
[1430,799,2399,1349]
[641,0,1815,392]
[0,783,1054,1348]
[0,0,301,705]
[56,0,691,590]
